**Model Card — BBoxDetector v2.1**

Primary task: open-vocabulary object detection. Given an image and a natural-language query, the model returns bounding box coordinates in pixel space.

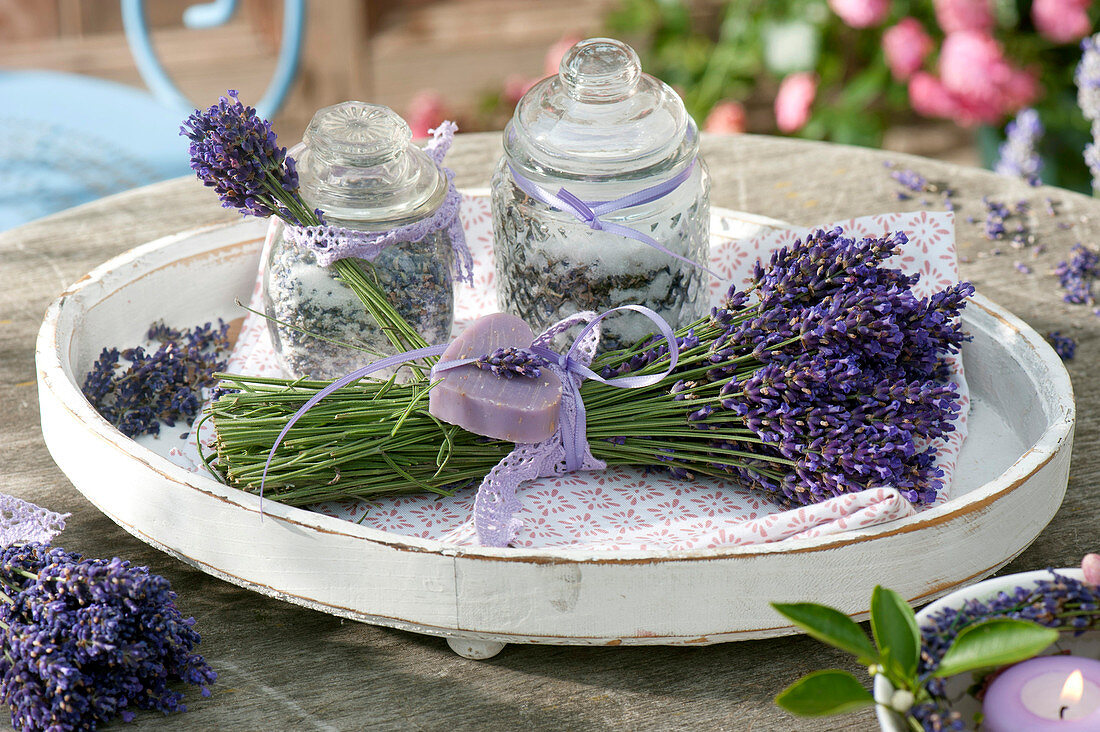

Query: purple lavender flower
[82,321,231,438]
[892,169,927,193]
[1077,37,1100,191]
[693,228,971,507]
[1056,243,1100,305]
[983,197,1009,240]
[1048,331,1077,360]
[995,109,1043,186]
[474,347,545,379]
[1078,35,1100,120]
[0,543,215,729]
[914,570,1100,731]
[181,90,309,224]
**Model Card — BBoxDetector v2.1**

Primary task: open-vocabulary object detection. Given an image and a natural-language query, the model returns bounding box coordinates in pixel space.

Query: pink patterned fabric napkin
[192,196,967,550]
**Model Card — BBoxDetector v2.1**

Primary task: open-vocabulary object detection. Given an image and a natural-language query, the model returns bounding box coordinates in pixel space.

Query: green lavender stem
[207,306,791,505]
[265,171,430,357]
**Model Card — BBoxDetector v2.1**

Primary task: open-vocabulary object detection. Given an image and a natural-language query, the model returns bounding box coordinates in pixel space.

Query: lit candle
[983,656,1100,731]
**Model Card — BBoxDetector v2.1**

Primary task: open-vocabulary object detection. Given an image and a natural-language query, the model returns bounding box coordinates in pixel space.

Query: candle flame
[1061,670,1085,705]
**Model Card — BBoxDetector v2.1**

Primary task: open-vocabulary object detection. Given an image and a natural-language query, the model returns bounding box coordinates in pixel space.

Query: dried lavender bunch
[913,571,1100,731]
[181,91,427,352]
[81,321,230,438]
[474,347,545,379]
[0,543,215,730]
[208,228,971,509]
[677,229,970,505]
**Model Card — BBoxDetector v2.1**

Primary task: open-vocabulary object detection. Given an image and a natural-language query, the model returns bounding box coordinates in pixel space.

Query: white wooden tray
[36,216,1075,659]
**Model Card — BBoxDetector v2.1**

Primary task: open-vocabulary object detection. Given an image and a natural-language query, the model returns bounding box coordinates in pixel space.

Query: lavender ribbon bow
[259,306,679,545]
[508,161,719,278]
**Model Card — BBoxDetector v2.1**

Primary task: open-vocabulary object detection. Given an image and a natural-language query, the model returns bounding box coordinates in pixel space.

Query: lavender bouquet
[0,542,215,730]
[206,226,972,509]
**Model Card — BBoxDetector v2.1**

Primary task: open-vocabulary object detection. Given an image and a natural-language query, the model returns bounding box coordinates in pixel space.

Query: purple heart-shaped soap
[428,313,562,443]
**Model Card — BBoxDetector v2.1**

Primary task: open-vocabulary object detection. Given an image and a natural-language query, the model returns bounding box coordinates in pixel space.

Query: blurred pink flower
[882,18,934,80]
[704,101,747,134]
[1084,553,1100,585]
[774,72,817,133]
[407,91,450,140]
[1000,67,1041,110]
[503,74,537,106]
[1032,0,1092,43]
[935,31,1039,125]
[933,0,993,34]
[908,72,959,118]
[545,35,584,77]
[939,32,1004,94]
[827,0,890,28]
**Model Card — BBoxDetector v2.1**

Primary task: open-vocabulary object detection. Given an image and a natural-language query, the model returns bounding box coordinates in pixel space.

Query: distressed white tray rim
[35,217,1075,658]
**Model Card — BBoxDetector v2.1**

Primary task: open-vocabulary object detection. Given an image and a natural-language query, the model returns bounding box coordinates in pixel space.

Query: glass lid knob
[559,38,642,102]
[304,102,411,167]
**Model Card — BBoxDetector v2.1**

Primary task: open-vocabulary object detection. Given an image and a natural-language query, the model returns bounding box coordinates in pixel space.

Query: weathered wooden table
[2,132,1097,730]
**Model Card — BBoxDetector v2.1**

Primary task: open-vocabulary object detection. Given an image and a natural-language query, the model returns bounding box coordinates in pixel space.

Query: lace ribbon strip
[0,494,68,548]
[282,121,474,285]
[260,306,679,546]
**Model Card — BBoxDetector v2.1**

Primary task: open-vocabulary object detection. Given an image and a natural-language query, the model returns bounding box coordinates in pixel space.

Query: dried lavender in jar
[262,103,456,379]
[492,38,710,349]
[264,225,453,378]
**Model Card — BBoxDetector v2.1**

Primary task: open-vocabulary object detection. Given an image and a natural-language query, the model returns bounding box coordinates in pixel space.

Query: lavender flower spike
[181,90,304,223]
[1077,35,1100,122]
[995,108,1043,186]
[1076,37,1100,191]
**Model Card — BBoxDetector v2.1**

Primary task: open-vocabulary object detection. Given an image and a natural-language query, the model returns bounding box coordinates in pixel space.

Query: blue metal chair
[0,0,305,231]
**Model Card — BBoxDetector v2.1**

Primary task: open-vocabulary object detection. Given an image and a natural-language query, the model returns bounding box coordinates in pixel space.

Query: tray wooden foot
[446,637,505,660]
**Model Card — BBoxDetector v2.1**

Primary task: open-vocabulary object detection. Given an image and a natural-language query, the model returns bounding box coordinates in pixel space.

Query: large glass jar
[492,38,710,349]
[263,103,454,380]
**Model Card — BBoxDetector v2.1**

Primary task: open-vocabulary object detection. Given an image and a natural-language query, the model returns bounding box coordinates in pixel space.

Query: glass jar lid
[505,38,698,182]
[295,102,447,227]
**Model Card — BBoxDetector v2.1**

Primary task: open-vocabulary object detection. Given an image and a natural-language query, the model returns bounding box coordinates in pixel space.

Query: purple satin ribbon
[259,307,680,541]
[508,161,719,278]
[432,305,679,473]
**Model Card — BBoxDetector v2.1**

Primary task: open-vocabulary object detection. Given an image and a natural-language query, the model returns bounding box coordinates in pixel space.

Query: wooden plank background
[0,0,978,164]
[0,0,616,140]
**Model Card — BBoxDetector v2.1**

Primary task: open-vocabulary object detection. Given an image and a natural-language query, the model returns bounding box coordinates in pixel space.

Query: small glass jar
[492,38,710,349]
[263,103,454,379]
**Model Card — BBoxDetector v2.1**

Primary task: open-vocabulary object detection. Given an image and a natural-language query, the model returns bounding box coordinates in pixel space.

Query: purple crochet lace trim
[0,494,68,547]
[283,121,473,284]
[472,313,606,546]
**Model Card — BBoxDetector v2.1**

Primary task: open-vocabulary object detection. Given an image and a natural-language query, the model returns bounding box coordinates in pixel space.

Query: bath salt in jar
[491,37,710,349]
[263,103,465,380]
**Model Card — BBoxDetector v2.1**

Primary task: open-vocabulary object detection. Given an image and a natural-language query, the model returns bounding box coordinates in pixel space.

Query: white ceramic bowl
[875,568,1090,731]
[36,213,1074,659]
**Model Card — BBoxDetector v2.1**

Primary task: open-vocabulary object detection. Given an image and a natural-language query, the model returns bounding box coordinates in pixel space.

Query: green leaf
[771,602,878,664]
[775,670,876,717]
[870,586,920,681]
[934,619,1059,678]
